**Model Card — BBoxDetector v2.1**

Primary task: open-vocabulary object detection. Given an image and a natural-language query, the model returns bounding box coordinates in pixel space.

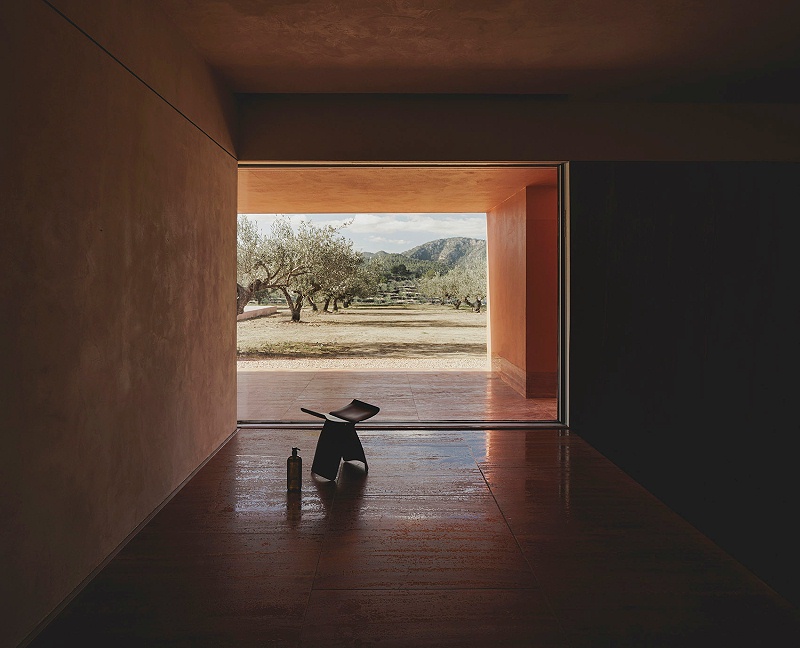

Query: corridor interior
[31,425,800,646]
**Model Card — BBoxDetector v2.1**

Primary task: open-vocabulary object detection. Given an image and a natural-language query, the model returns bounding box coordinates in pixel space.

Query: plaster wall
[524,186,559,396]
[0,2,237,644]
[47,0,237,155]
[237,94,800,163]
[487,185,559,398]
[487,187,527,388]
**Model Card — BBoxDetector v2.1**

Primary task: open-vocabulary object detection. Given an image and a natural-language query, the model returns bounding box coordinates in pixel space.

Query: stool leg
[310,420,345,481]
[340,423,369,473]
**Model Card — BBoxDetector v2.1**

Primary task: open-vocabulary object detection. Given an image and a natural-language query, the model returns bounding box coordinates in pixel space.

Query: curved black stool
[302,399,380,482]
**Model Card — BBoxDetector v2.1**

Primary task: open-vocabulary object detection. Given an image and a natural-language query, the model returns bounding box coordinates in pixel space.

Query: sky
[240,213,486,254]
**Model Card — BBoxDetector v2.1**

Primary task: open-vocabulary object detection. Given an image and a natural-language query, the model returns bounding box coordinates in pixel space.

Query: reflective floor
[33,428,799,646]
[237,370,558,422]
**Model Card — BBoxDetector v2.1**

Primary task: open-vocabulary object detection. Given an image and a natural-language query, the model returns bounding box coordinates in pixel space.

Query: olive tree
[417,254,487,312]
[459,255,488,312]
[322,257,382,311]
[293,222,363,315]
[236,215,368,322]
[236,216,270,314]
[418,270,462,309]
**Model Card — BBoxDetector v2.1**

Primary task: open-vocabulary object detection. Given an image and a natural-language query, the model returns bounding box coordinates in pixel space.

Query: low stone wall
[237,305,277,321]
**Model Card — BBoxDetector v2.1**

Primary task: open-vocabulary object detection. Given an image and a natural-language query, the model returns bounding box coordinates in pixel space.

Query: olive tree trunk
[236,283,252,315]
[280,287,305,322]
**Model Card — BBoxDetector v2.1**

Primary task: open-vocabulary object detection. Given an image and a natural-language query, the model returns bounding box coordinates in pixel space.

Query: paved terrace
[237,369,558,422]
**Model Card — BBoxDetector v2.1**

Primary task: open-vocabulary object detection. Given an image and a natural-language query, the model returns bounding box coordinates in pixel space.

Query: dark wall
[238,94,800,163]
[569,162,800,606]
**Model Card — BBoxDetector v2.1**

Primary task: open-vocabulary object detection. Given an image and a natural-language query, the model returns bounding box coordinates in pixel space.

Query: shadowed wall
[238,94,800,162]
[0,2,237,644]
[569,162,800,607]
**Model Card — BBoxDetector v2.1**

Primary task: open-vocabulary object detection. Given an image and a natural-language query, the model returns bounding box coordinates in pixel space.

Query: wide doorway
[235,163,568,426]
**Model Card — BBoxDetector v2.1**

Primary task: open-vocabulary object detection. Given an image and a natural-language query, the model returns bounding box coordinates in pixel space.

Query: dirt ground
[236,304,488,370]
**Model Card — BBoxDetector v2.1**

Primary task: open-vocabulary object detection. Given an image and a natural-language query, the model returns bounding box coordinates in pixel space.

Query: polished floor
[33,428,799,647]
[237,370,558,422]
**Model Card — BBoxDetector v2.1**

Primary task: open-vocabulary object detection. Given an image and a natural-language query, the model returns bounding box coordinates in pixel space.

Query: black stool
[302,399,380,481]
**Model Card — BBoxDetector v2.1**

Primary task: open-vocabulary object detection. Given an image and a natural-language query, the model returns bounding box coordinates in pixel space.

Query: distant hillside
[354,237,487,304]
[403,237,486,267]
[365,251,447,277]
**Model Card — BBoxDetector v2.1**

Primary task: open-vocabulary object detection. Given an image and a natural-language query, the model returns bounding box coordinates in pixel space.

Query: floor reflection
[32,427,800,647]
[237,370,558,422]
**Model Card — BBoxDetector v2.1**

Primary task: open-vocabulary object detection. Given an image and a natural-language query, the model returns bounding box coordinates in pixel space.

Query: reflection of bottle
[286,491,301,527]
[287,447,302,492]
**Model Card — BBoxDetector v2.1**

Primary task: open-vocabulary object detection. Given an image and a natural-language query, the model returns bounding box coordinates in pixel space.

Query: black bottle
[287,447,302,492]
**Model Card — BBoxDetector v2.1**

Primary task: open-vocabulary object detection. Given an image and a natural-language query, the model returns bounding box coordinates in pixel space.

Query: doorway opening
[236,212,488,366]
[235,164,568,427]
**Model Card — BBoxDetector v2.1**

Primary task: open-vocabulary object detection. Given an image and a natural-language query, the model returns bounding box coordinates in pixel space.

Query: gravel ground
[237,356,490,371]
[236,304,488,371]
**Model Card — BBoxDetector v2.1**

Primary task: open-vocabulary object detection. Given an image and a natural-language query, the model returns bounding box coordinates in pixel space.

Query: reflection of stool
[302,399,380,481]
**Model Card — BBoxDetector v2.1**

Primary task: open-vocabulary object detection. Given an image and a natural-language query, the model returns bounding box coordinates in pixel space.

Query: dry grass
[236,304,488,369]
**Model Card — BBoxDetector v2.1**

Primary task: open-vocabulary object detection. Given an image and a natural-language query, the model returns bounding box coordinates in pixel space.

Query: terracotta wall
[524,186,559,396]
[487,183,559,398]
[487,188,527,387]
[0,2,237,645]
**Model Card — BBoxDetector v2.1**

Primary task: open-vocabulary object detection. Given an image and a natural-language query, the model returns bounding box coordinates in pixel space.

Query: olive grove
[417,254,487,312]
[236,215,373,321]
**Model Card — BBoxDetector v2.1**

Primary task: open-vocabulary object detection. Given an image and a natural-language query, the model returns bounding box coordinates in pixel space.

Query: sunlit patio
[237,369,558,422]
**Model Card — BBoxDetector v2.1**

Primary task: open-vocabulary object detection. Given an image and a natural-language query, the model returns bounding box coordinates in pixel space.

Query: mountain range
[364,237,486,268]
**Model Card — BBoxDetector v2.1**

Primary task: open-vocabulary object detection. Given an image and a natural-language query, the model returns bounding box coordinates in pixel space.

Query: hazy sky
[240,213,486,254]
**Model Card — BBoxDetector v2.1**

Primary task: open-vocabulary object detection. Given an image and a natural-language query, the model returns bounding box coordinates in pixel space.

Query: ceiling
[155,1,799,212]
[158,0,800,99]
[238,166,557,213]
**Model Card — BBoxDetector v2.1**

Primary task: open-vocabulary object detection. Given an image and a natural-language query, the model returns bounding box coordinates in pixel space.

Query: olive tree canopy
[418,254,487,312]
[236,215,368,321]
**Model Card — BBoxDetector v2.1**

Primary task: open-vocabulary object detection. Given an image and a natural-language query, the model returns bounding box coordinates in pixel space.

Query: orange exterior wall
[525,185,560,396]
[1,2,237,645]
[487,184,559,397]
[487,188,528,386]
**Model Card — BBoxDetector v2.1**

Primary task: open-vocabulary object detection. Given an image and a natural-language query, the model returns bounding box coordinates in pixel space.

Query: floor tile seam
[405,382,425,420]
[471,444,568,636]
[294,376,321,402]
[299,482,339,634]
